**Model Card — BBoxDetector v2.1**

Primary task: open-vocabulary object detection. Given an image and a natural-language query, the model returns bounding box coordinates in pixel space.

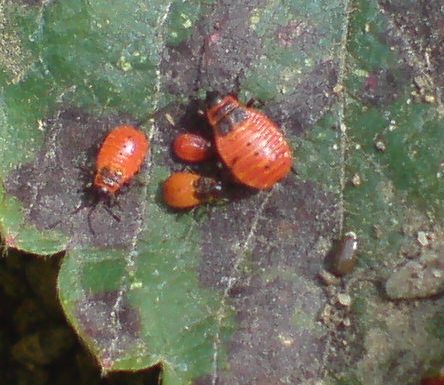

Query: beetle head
[206,91,223,109]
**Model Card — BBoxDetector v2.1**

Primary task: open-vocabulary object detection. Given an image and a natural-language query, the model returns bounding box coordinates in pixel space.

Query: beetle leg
[86,206,97,237]
[47,200,88,230]
[246,98,265,108]
[103,205,121,222]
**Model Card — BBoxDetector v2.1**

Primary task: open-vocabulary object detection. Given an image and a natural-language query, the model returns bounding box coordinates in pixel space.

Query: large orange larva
[206,92,292,189]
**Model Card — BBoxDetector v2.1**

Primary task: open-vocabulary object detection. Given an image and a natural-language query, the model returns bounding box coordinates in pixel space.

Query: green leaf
[58,194,236,378]
[1,0,443,384]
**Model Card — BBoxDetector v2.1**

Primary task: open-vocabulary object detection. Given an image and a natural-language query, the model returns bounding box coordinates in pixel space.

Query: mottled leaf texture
[0,0,443,384]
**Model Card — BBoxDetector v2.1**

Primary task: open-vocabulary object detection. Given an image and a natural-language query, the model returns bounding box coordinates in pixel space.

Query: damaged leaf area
[0,1,443,385]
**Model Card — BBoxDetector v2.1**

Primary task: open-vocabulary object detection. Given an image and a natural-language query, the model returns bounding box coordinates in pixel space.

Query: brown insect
[327,231,358,277]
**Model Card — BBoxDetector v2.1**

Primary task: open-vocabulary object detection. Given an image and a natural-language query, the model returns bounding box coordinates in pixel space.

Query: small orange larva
[94,125,149,195]
[163,172,222,209]
[172,133,213,163]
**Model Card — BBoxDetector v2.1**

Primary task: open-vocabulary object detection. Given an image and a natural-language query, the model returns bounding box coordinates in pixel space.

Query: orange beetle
[94,125,149,195]
[163,172,222,209]
[172,133,213,163]
[206,92,292,189]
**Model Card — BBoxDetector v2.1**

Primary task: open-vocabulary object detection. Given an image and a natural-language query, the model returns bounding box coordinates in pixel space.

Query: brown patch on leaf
[163,1,267,96]
[197,176,337,383]
[195,275,327,384]
[227,278,323,384]
[20,0,43,5]
[360,69,409,106]
[162,3,337,135]
[380,0,444,103]
[262,60,338,135]
[76,290,140,367]
[199,176,337,289]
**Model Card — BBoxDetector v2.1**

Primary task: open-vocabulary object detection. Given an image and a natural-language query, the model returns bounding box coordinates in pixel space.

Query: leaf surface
[1,1,443,384]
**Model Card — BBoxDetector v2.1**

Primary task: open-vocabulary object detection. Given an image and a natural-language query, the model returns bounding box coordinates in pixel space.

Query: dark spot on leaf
[380,0,444,102]
[226,276,324,384]
[360,69,409,106]
[275,19,319,49]
[162,2,268,95]
[18,0,43,5]
[193,375,214,385]
[196,175,337,383]
[270,60,338,133]
[199,175,337,287]
[75,290,140,364]
[195,274,328,384]
[163,2,338,139]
